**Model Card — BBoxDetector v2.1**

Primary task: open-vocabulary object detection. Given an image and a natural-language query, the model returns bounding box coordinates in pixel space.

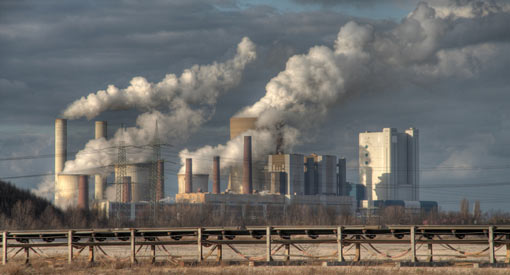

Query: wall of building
[359,128,419,202]
[267,154,305,195]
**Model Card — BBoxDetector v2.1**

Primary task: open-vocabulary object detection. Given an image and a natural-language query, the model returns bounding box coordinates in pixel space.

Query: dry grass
[1,259,510,275]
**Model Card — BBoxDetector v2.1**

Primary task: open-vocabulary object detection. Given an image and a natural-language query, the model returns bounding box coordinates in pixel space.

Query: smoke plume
[180,1,510,174]
[62,37,256,174]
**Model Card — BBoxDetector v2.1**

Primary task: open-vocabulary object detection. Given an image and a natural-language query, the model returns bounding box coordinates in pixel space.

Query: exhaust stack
[77,175,89,210]
[54,118,67,206]
[213,156,220,194]
[242,136,252,194]
[94,121,107,200]
[185,158,192,193]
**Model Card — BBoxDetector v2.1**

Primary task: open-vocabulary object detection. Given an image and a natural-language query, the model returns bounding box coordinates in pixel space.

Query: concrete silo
[115,163,152,202]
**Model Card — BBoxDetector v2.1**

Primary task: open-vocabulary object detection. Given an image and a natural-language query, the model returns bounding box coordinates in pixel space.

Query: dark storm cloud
[1,0,510,211]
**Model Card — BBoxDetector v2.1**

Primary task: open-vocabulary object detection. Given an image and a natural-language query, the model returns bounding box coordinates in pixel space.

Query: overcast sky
[1,0,510,211]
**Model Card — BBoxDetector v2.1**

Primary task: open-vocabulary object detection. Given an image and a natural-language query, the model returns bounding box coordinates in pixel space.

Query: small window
[364,145,368,148]
[365,161,369,165]
[365,153,369,157]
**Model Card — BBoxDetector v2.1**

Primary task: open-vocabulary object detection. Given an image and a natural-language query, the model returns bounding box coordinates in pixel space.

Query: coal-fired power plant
[51,114,433,219]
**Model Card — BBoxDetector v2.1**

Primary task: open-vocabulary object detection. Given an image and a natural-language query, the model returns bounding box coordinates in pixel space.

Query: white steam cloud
[180,1,510,174]
[62,37,256,174]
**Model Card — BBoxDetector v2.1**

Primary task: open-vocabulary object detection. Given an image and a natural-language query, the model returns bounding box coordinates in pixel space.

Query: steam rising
[180,1,510,174]
[62,37,256,174]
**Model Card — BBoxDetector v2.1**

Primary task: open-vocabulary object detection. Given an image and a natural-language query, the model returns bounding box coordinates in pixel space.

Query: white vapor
[31,173,55,201]
[180,1,510,174]
[62,37,256,174]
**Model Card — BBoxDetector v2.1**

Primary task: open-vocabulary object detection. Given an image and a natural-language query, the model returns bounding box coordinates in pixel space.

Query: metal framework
[2,225,510,266]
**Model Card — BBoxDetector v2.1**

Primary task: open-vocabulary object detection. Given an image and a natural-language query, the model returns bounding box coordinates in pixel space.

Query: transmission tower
[149,121,161,224]
[115,126,127,222]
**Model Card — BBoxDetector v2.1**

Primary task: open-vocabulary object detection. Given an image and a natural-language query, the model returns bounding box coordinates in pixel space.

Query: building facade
[359,128,419,202]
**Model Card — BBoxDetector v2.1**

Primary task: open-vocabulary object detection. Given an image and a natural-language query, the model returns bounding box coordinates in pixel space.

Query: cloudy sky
[1,0,510,211]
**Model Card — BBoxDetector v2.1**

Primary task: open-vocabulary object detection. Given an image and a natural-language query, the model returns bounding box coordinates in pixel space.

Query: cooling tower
[178,174,209,193]
[94,121,107,200]
[77,175,89,210]
[230,117,257,139]
[115,163,151,202]
[55,174,88,209]
[228,117,257,193]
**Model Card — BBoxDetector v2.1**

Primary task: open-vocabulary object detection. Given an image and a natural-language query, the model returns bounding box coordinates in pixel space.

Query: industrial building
[53,115,435,218]
[359,128,419,202]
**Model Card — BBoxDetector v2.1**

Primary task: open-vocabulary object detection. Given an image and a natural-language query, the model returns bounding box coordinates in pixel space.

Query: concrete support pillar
[88,239,94,262]
[266,227,272,262]
[285,244,290,261]
[337,226,344,262]
[197,228,203,262]
[354,235,361,262]
[185,158,192,193]
[242,136,252,194]
[427,243,433,262]
[505,234,510,263]
[217,236,223,262]
[130,229,136,264]
[24,247,29,264]
[411,226,417,263]
[2,231,7,265]
[68,230,73,264]
[151,245,156,264]
[489,226,495,264]
[212,156,220,194]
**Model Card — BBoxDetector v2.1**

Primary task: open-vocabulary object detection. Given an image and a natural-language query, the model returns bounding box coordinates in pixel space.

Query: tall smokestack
[185,158,192,193]
[122,176,132,203]
[55,119,67,180]
[77,175,89,210]
[55,119,67,204]
[213,156,220,194]
[94,121,107,200]
[156,160,164,200]
[242,136,252,194]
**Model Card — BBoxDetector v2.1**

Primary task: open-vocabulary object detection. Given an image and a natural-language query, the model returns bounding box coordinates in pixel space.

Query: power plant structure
[357,128,434,214]
[52,116,435,220]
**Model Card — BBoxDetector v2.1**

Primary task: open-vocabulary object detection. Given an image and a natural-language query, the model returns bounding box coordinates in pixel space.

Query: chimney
[185,158,192,193]
[122,176,132,203]
[242,136,252,194]
[77,175,89,210]
[212,156,220,194]
[156,160,164,200]
[55,119,67,205]
[55,119,67,181]
[94,121,107,200]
